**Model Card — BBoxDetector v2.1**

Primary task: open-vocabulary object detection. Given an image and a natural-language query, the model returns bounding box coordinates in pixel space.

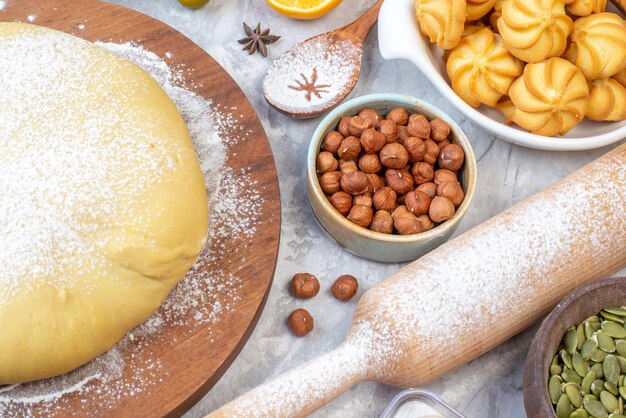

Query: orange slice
[265,0,343,19]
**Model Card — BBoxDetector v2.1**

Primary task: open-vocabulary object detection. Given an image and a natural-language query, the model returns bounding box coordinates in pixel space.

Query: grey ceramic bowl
[306,94,477,263]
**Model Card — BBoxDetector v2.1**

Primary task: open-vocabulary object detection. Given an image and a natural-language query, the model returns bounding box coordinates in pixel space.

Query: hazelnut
[358,108,382,126]
[338,116,352,137]
[418,214,434,231]
[353,192,373,207]
[411,162,434,185]
[331,275,359,301]
[429,196,455,223]
[347,204,373,228]
[338,159,358,174]
[329,191,352,215]
[377,119,399,143]
[358,154,382,174]
[360,128,386,154]
[370,210,394,234]
[316,151,338,173]
[438,144,465,171]
[438,139,451,150]
[386,107,409,126]
[349,115,373,137]
[337,136,362,161]
[408,114,425,124]
[340,171,369,195]
[437,181,464,206]
[322,131,344,155]
[373,186,397,212]
[290,273,320,299]
[405,190,431,216]
[430,118,451,142]
[379,143,409,169]
[385,168,414,195]
[423,139,440,165]
[366,173,385,193]
[288,308,314,337]
[416,182,438,199]
[396,192,407,205]
[403,137,426,162]
[407,114,431,138]
[396,125,410,144]
[391,205,422,235]
[433,169,457,186]
[319,171,342,194]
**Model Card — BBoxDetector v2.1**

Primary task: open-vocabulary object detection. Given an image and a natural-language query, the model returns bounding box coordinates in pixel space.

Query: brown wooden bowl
[523,277,626,418]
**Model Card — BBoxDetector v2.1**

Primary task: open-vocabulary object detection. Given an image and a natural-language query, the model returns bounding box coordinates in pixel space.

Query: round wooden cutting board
[0,1,280,417]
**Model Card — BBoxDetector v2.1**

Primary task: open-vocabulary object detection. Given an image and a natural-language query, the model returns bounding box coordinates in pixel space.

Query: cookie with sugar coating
[415,0,466,50]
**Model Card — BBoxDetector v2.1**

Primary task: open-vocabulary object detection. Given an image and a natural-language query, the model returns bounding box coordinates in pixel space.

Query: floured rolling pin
[209,143,626,417]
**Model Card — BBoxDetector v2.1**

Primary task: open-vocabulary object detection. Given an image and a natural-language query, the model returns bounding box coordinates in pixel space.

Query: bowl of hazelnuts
[306,94,477,263]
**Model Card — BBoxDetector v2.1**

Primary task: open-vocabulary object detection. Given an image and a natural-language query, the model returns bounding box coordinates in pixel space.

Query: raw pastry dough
[564,13,626,81]
[0,23,208,384]
[497,0,574,63]
[508,57,589,136]
[447,28,523,107]
[415,0,466,49]
[566,0,606,16]
[586,78,626,121]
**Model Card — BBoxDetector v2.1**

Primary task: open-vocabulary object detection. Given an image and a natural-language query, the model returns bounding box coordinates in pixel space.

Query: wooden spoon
[208,143,626,417]
[262,0,383,119]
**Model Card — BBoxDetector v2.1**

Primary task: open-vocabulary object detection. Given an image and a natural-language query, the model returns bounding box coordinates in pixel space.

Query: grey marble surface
[105,1,624,416]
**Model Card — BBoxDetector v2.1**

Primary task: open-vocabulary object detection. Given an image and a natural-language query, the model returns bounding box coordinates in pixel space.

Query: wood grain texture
[0,1,280,417]
[210,143,626,417]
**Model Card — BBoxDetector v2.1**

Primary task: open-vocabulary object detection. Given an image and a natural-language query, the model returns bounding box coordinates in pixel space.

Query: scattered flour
[0,1,6,12]
[26,14,35,22]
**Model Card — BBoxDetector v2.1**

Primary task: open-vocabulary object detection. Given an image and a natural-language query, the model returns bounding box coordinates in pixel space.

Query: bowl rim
[307,93,477,244]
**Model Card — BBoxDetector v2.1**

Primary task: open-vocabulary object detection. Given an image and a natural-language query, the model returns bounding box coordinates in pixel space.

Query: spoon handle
[337,0,384,45]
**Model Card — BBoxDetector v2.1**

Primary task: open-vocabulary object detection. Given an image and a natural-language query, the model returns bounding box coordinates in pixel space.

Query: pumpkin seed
[550,375,563,404]
[584,339,601,360]
[608,414,626,418]
[565,368,584,384]
[619,386,626,400]
[580,324,590,349]
[606,381,620,395]
[557,393,573,418]
[584,396,609,418]
[605,308,626,317]
[593,349,610,363]
[567,327,581,354]
[566,382,584,408]
[576,351,592,376]
[617,356,626,373]
[563,349,575,368]
[604,322,626,339]
[606,355,621,385]
[616,341,626,358]
[620,396,624,414]
[572,409,590,418]
[593,380,607,396]
[584,371,598,393]
[602,391,620,414]
[551,364,563,375]
[621,375,625,387]
[593,363,605,379]
[597,332,617,353]
[602,311,626,324]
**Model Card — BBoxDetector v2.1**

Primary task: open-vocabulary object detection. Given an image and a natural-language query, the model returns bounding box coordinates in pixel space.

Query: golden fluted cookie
[447,28,524,107]
[586,78,626,121]
[489,0,503,33]
[508,58,589,136]
[415,0,466,49]
[496,96,516,123]
[566,0,606,16]
[497,0,574,63]
[615,69,626,87]
[467,0,497,21]
[564,13,626,81]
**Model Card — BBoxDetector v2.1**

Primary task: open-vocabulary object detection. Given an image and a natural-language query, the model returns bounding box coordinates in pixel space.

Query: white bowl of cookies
[378,0,626,151]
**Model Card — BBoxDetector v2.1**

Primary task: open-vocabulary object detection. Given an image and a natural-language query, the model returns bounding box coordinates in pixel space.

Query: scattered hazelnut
[423,139,440,164]
[331,275,359,301]
[407,114,431,138]
[411,162,434,185]
[391,205,422,235]
[288,308,314,337]
[430,118,451,142]
[437,181,464,206]
[386,107,409,126]
[418,214,434,231]
[396,125,410,144]
[370,210,394,233]
[347,204,373,228]
[319,171,342,194]
[353,192,373,207]
[338,136,362,161]
[358,108,381,126]
[379,143,409,169]
[438,139,451,150]
[338,159,358,174]
[366,173,385,193]
[349,115,373,137]
[404,137,426,162]
[341,171,369,195]
[322,131,344,155]
[338,116,352,137]
[358,153,382,174]
[377,119,399,143]
[360,128,386,154]
[373,186,397,212]
[416,182,438,199]
[429,196,455,223]
[316,151,338,173]
[290,273,320,299]
[438,144,465,171]
[433,169,458,185]
[329,191,352,215]
[385,168,414,195]
[405,190,431,216]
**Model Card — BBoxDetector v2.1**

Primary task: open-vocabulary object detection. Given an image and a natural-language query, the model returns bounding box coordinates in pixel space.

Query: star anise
[288,68,331,102]
[237,22,280,57]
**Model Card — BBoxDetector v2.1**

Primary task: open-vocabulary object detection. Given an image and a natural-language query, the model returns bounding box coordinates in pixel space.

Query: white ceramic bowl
[378,0,626,151]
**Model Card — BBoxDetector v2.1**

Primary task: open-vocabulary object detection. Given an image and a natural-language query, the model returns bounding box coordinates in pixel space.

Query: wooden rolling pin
[209,143,626,417]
